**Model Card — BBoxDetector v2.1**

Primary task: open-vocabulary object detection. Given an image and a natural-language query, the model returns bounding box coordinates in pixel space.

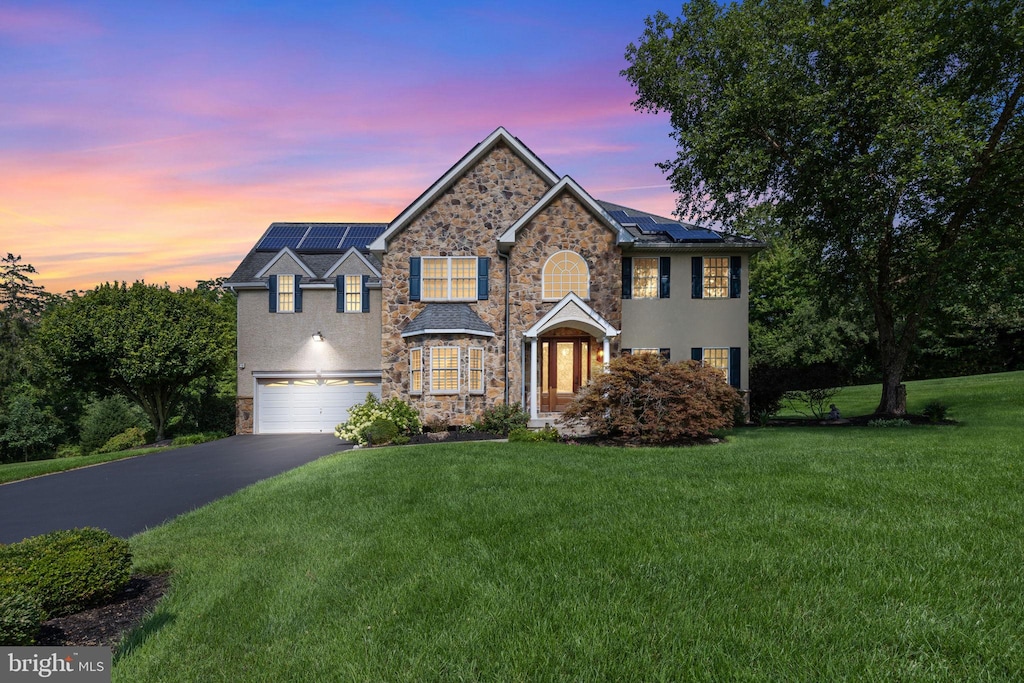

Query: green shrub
[335,394,421,446]
[0,591,45,645]
[363,419,399,446]
[508,426,560,443]
[55,444,83,458]
[0,528,132,618]
[79,396,148,453]
[922,400,949,423]
[95,426,148,454]
[562,354,740,445]
[476,403,530,436]
[867,418,911,428]
[171,431,227,446]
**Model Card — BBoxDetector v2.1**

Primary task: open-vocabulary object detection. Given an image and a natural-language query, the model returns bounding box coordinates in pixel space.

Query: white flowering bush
[335,394,421,446]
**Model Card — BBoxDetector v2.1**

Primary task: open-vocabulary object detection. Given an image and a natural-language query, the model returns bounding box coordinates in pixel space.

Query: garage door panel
[256,377,381,434]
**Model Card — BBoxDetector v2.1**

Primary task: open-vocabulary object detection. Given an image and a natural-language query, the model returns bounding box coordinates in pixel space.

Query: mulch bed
[384,429,507,446]
[36,574,170,649]
[765,414,956,427]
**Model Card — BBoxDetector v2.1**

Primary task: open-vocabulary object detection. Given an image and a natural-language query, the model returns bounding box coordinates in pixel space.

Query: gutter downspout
[498,249,510,404]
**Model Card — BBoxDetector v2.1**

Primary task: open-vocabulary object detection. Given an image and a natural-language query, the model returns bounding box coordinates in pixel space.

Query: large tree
[36,282,229,440]
[624,0,1023,414]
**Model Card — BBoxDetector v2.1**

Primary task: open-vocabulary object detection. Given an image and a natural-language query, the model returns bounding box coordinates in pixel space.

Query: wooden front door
[539,336,591,412]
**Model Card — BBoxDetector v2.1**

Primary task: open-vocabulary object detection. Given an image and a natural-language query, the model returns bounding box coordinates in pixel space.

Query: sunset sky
[1,1,681,293]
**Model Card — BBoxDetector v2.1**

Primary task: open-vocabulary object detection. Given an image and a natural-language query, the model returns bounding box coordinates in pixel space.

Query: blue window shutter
[691,257,703,299]
[621,257,632,299]
[729,256,742,299]
[362,275,370,313]
[691,347,702,362]
[268,275,277,313]
[729,347,741,388]
[336,275,344,312]
[409,257,421,302]
[294,275,302,312]
[660,348,671,361]
[477,257,490,300]
[659,256,671,299]
[621,348,631,356]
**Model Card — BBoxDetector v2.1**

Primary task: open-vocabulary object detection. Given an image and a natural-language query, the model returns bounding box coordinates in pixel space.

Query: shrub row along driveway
[0,435,348,544]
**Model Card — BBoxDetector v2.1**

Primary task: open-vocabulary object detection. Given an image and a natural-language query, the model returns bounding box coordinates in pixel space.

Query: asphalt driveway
[0,434,351,544]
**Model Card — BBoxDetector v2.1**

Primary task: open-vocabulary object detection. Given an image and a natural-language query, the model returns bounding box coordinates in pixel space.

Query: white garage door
[257,378,381,434]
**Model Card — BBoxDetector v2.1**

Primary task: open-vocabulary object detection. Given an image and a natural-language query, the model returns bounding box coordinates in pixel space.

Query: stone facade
[506,191,623,399]
[380,142,552,424]
[235,397,253,434]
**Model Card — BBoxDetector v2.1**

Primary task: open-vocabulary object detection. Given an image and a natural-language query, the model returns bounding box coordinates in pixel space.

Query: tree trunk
[877,370,907,416]
[872,293,910,416]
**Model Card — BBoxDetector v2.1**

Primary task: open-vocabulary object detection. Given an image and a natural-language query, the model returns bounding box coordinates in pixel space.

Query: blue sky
[1,1,680,291]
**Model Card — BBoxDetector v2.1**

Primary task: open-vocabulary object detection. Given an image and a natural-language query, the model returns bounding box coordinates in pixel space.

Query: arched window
[542,251,589,300]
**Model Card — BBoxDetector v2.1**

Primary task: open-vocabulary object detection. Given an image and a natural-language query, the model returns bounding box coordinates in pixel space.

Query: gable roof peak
[369,126,561,253]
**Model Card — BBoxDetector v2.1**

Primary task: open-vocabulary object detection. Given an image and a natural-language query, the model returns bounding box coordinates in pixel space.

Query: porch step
[528,415,590,436]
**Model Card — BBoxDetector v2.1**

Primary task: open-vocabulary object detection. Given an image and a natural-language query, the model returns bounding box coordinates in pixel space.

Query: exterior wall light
[312,331,324,342]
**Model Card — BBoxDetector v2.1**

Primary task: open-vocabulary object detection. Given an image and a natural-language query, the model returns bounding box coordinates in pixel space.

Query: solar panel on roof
[296,225,349,251]
[256,225,308,251]
[607,210,631,223]
[345,225,385,239]
[299,237,344,251]
[632,215,657,225]
[657,223,723,242]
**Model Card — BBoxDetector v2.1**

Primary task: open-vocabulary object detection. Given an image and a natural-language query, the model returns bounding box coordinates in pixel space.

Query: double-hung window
[409,348,423,394]
[632,258,660,299]
[692,346,741,388]
[468,347,484,394]
[278,275,295,312]
[423,257,476,301]
[269,274,301,313]
[703,257,730,298]
[431,347,460,394]
[691,256,741,299]
[344,275,362,312]
[621,256,670,299]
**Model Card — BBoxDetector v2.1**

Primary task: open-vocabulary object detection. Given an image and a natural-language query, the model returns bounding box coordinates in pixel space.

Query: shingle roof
[226,223,385,284]
[401,304,495,338]
[596,200,764,249]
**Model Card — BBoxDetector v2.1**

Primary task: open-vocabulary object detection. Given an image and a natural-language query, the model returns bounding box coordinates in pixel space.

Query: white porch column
[602,337,610,371]
[529,337,539,419]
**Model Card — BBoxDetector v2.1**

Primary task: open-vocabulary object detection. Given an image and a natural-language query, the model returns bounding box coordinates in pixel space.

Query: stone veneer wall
[506,192,623,402]
[380,142,552,424]
[236,397,253,434]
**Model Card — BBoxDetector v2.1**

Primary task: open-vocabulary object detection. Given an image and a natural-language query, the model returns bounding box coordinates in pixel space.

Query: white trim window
[430,346,460,394]
[702,347,730,380]
[632,258,659,299]
[542,251,589,300]
[409,347,423,395]
[277,274,295,313]
[468,347,484,394]
[344,275,362,312]
[703,257,730,299]
[423,257,477,301]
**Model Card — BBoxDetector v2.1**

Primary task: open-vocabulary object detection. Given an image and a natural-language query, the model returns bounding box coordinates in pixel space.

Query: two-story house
[226,127,762,434]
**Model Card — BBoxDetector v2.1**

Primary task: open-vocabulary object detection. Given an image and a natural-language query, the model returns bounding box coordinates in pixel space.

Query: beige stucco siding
[235,288,381,399]
[620,252,750,389]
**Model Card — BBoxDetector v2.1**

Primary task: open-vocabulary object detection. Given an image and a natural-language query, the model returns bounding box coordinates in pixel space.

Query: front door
[540,337,591,412]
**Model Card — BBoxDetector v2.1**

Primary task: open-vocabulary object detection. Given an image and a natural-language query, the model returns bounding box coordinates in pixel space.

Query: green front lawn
[0,447,174,485]
[118,372,1023,681]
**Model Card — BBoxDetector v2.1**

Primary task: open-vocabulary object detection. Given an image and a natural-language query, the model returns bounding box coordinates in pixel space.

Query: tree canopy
[623,0,1023,414]
[36,282,230,440]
